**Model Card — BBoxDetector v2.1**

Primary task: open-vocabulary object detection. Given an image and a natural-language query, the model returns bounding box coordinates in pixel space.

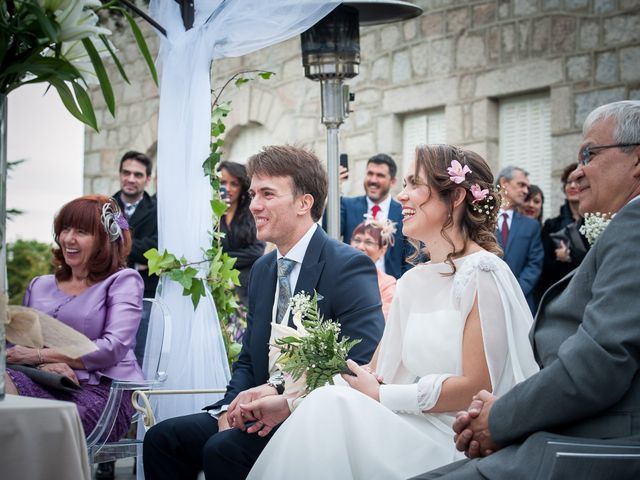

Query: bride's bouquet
[272,292,360,393]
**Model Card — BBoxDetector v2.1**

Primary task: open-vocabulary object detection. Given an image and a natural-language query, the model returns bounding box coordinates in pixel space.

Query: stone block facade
[87,0,640,217]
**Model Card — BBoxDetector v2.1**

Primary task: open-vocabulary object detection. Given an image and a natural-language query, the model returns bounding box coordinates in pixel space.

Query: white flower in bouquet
[271,291,360,394]
[580,212,615,246]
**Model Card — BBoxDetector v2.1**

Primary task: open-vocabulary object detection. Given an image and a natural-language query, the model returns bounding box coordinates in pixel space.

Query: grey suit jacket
[453,198,640,479]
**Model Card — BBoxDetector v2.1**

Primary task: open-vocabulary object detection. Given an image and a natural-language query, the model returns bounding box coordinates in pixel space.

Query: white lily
[55,0,111,43]
[50,36,111,85]
[38,0,73,12]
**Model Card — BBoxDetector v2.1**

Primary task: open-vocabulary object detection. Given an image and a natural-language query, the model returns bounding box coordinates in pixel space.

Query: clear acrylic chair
[87,296,172,467]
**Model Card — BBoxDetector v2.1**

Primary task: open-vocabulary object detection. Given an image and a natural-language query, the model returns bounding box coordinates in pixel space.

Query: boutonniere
[579,212,615,246]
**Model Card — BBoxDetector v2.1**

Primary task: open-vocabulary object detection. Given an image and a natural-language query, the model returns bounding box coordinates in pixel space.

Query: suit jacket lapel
[504,212,522,256]
[529,269,577,360]
[290,227,327,326]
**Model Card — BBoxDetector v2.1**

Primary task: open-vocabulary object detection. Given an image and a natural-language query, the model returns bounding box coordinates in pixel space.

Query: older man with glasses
[414,100,640,480]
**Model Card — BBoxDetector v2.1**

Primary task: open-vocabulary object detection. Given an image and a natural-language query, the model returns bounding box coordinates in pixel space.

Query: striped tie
[276,258,297,324]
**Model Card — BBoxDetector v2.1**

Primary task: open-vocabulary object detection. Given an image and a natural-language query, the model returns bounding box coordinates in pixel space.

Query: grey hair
[495,165,529,187]
[583,100,640,151]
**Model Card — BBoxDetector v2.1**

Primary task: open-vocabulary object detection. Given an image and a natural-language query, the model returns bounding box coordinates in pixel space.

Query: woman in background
[5,195,144,442]
[521,184,544,224]
[537,164,588,299]
[219,161,265,305]
[350,218,397,321]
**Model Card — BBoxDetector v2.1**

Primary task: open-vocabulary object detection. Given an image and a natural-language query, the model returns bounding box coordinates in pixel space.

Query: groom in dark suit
[143,145,385,480]
[417,100,640,479]
[339,153,411,279]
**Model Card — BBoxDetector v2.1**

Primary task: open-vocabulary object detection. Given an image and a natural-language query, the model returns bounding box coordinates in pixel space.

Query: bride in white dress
[246,144,540,480]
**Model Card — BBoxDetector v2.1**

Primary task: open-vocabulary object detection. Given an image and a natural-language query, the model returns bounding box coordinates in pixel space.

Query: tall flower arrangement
[0,0,158,131]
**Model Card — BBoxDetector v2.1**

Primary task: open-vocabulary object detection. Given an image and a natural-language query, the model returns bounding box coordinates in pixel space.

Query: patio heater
[301,1,422,239]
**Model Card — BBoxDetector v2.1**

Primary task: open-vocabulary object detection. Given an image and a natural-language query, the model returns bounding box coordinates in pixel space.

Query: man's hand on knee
[218,412,231,432]
[227,384,278,430]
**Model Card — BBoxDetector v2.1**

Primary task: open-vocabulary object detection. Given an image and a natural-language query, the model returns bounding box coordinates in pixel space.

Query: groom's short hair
[247,145,328,222]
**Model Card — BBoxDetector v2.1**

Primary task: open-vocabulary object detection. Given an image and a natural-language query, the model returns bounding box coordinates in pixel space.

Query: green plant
[145,70,273,366]
[7,239,54,305]
[0,0,157,131]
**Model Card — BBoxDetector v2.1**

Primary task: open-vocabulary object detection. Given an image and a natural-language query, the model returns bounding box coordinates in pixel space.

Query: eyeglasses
[578,143,640,166]
[351,237,379,248]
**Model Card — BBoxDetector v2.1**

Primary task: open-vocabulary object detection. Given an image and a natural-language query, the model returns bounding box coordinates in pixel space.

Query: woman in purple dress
[4,195,144,442]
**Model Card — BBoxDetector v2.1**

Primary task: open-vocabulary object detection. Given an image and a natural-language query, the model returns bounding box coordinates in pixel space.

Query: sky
[6,84,84,244]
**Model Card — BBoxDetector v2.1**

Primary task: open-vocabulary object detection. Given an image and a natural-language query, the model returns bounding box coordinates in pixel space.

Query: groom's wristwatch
[267,373,285,395]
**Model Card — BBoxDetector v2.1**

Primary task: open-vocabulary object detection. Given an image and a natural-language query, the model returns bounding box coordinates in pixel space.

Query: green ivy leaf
[211,198,227,218]
[190,278,205,309]
[234,77,250,87]
[259,71,275,80]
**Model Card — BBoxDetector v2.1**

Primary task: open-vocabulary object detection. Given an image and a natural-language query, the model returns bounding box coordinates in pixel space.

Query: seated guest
[350,218,397,320]
[520,184,544,224]
[219,161,265,306]
[418,100,640,480]
[5,195,144,442]
[537,164,588,298]
[143,145,384,480]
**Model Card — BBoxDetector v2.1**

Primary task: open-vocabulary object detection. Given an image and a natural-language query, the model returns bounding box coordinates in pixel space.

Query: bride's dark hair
[410,144,501,274]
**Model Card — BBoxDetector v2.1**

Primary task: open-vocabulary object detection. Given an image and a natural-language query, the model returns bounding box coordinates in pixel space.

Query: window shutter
[499,94,551,218]
[402,110,446,169]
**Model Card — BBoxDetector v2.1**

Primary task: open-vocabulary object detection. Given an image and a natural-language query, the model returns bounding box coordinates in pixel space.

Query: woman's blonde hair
[410,144,501,274]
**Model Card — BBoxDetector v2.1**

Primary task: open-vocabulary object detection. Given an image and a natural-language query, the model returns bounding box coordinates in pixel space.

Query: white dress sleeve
[455,252,539,396]
[378,252,539,415]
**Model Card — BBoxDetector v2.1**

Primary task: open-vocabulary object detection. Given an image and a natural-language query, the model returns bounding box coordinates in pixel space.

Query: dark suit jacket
[339,195,412,279]
[497,211,543,312]
[207,226,385,410]
[113,191,158,298]
[461,199,640,479]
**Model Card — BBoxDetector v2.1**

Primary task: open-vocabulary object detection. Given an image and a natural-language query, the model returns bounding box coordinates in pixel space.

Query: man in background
[339,153,411,278]
[112,151,158,361]
[495,165,543,312]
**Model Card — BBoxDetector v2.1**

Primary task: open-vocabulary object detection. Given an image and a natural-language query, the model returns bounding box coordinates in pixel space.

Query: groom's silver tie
[276,258,297,324]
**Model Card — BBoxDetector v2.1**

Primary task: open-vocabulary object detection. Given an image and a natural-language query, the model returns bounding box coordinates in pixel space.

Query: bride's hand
[341,359,381,401]
[360,364,384,383]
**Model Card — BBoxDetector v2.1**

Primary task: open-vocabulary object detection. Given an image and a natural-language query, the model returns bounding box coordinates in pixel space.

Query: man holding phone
[337,153,411,279]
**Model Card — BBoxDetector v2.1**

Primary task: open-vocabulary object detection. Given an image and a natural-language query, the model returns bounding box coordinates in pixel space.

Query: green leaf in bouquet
[71,80,98,129]
[23,1,59,43]
[81,37,115,116]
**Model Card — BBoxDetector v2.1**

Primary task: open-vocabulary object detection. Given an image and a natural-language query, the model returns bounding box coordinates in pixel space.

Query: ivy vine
[144,70,273,364]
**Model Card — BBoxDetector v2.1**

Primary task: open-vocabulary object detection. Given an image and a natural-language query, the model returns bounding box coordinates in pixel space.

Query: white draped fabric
[145,0,340,422]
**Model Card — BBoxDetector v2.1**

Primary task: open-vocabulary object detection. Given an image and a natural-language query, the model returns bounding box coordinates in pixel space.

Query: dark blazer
[113,191,158,298]
[497,211,543,313]
[339,195,412,279]
[207,226,385,410]
[441,199,640,480]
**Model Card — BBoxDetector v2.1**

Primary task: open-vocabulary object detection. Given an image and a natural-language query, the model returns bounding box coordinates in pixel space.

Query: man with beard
[495,166,543,313]
[339,153,410,279]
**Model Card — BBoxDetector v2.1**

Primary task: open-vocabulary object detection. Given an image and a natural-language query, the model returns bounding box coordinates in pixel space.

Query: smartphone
[220,185,228,201]
[340,153,349,171]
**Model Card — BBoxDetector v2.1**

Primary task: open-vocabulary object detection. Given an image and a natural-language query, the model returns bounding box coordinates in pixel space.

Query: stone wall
[87,0,640,215]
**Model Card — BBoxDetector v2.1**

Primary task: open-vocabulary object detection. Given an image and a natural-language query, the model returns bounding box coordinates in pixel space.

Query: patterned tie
[276,258,297,324]
[371,204,381,219]
[501,213,509,247]
[124,203,136,219]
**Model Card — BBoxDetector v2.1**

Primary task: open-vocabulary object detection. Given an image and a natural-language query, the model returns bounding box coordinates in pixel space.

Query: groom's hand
[342,359,381,401]
[239,396,290,437]
[227,384,278,430]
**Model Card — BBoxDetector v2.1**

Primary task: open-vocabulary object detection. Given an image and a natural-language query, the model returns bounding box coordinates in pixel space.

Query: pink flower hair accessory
[447,160,471,184]
[470,184,489,204]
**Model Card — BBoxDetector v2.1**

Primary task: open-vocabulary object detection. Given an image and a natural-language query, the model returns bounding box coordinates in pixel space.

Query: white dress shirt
[366,195,392,272]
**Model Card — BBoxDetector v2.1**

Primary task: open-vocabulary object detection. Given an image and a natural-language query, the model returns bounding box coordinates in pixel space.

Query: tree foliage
[7,239,54,305]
